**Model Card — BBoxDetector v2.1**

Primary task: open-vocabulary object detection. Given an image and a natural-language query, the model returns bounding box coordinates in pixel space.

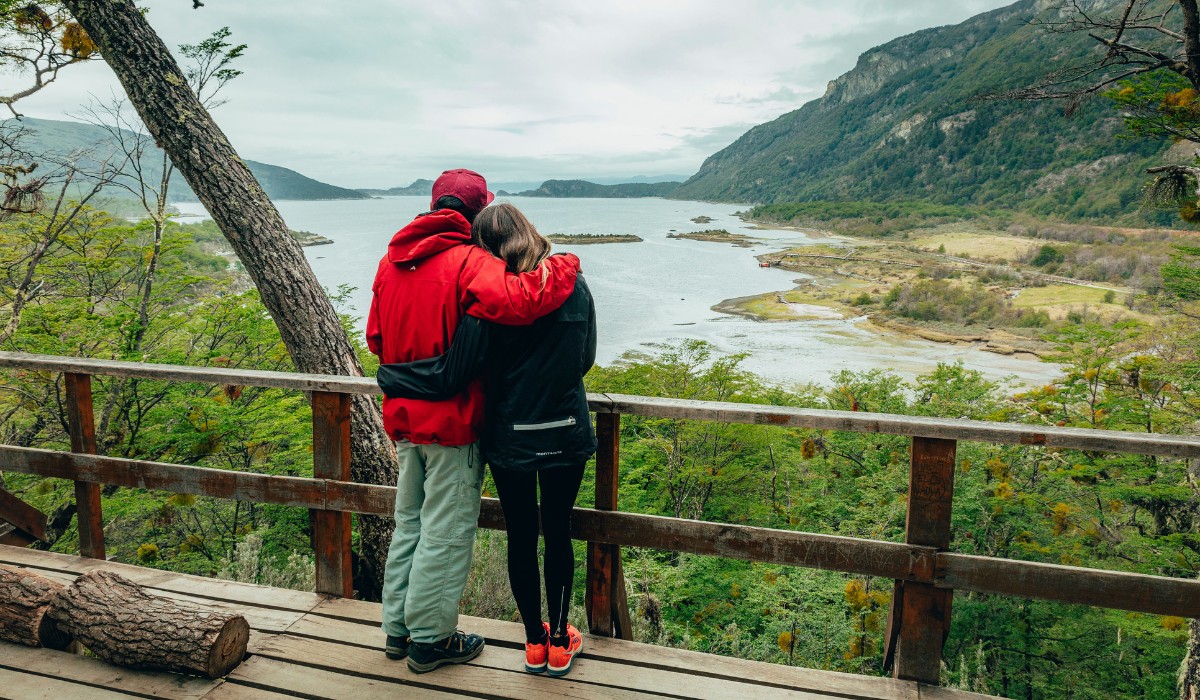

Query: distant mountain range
[515,179,682,198]
[12,117,368,202]
[358,174,689,199]
[672,0,1174,222]
[357,179,434,197]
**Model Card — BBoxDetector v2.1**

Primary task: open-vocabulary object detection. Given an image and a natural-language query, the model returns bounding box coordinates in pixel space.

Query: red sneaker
[524,622,550,673]
[547,623,583,677]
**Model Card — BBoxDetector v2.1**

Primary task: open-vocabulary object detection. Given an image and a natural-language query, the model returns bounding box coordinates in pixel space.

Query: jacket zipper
[512,416,576,431]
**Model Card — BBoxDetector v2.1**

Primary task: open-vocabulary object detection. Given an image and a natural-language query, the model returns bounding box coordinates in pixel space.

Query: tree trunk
[1184,617,1200,700]
[48,570,248,678]
[61,0,396,599]
[1181,0,1200,90]
[0,564,73,649]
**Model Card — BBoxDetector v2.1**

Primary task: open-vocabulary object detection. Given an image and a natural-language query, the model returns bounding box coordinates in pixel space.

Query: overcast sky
[4,0,1016,188]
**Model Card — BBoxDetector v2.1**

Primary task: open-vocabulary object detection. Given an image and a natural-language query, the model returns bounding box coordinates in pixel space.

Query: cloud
[3,0,1018,187]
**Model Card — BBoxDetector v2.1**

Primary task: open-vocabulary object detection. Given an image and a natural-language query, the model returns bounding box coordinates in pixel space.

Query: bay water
[174,196,1062,389]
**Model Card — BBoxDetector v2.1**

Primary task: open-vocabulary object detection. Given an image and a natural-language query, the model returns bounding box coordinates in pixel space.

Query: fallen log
[48,569,249,678]
[0,564,73,649]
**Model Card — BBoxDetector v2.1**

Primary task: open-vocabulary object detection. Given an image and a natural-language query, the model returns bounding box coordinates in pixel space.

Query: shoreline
[711,217,1074,360]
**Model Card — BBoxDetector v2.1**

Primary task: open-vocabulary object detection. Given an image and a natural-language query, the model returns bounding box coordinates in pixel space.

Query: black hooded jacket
[377,276,597,471]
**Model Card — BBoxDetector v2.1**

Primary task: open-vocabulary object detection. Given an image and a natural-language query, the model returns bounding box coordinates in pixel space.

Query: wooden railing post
[892,436,957,684]
[64,372,105,559]
[586,412,632,639]
[311,391,352,597]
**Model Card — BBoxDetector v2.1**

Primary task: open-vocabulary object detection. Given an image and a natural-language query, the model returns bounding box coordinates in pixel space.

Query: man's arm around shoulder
[461,250,580,325]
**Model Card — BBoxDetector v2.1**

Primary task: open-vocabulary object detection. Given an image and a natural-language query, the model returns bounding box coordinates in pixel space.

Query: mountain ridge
[516,179,682,198]
[12,117,368,202]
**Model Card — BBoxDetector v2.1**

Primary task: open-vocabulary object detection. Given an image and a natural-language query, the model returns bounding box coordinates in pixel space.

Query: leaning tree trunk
[1184,617,1200,700]
[62,0,396,599]
[0,565,73,649]
[49,570,249,679]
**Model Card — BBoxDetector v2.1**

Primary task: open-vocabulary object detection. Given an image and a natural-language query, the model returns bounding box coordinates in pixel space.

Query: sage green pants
[381,440,484,644]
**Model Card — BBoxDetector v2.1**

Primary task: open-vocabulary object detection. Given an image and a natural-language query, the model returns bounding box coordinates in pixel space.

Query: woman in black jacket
[378,202,596,677]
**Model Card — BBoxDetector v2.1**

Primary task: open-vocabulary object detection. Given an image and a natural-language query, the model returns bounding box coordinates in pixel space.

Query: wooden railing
[2,351,1200,686]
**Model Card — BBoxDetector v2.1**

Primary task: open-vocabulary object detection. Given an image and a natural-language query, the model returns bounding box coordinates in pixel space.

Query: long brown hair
[472,203,552,274]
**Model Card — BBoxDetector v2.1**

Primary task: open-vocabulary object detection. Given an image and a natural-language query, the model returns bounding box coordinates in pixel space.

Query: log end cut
[35,608,74,650]
[206,615,250,679]
[0,564,73,649]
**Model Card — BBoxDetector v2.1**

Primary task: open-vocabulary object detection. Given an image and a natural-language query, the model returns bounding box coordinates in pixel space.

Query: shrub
[1017,310,1051,328]
[1031,244,1065,267]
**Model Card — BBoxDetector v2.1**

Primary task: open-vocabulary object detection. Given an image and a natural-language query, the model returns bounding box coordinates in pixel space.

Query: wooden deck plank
[282,614,837,700]
[253,633,667,700]
[308,598,922,700]
[0,545,323,612]
[223,657,465,699]
[0,668,138,700]
[919,687,1004,700]
[198,683,300,700]
[0,642,218,699]
[0,544,175,585]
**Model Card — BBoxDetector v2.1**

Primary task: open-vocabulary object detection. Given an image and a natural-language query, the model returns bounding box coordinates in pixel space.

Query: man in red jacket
[367,168,580,673]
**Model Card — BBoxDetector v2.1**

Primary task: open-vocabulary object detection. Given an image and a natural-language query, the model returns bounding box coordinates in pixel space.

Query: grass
[1012,285,1109,307]
[910,231,1039,261]
[739,291,847,320]
[740,293,800,320]
[1011,284,1150,322]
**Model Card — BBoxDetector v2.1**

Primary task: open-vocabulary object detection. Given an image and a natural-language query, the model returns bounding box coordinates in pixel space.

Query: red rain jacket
[366,209,580,446]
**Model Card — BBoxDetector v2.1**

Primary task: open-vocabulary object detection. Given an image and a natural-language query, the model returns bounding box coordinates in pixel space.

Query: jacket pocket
[512,416,576,431]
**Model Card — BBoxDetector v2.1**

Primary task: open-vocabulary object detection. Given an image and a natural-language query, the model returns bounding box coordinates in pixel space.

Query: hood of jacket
[387,209,472,264]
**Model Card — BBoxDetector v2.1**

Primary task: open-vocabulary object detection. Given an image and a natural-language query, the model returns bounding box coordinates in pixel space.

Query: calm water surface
[175,197,1061,389]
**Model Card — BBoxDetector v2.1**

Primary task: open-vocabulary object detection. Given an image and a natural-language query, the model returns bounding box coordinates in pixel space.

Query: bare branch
[1109,0,1139,53]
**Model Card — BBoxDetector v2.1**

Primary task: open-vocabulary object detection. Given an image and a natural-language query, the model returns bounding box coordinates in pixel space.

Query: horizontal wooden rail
[3,352,1198,457]
[0,351,382,396]
[603,395,1200,459]
[3,444,1199,617]
[938,553,1200,617]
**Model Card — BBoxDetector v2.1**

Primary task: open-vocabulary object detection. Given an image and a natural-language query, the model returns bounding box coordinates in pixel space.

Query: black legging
[490,462,586,644]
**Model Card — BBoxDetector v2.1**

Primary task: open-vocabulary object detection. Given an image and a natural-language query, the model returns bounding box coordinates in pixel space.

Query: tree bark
[1180,0,1200,90]
[61,0,396,599]
[1184,616,1200,700]
[48,570,248,679]
[0,564,73,649]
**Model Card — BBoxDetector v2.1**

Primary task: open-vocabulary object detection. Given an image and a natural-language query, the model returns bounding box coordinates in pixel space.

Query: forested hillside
[14,117,368,201]
[673,0,1176,223]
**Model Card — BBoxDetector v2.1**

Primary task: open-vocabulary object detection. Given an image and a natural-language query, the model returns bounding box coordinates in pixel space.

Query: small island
[690,215,714,224]
[667,229,757,247]
[547,233,643,245]
[291,229,334,246]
